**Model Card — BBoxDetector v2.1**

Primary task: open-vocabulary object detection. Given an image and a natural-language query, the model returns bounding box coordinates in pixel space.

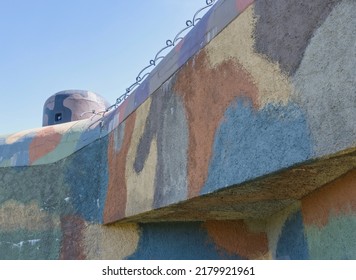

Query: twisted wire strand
[83,0,216,129]
[105,0,216,113]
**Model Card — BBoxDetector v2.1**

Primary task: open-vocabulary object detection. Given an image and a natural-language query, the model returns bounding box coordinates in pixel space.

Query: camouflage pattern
[42,90,110,126]
[0,0,355,260]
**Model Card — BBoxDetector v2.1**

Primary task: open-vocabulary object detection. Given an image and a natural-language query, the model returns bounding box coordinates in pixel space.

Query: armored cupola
[42,90,110,126]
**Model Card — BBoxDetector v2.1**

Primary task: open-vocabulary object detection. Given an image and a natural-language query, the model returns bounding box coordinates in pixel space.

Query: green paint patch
[0,164,73,216]
[33,129,84,165]
[0,159,12,168]
[305,214,356,260]
[0,229,61,260]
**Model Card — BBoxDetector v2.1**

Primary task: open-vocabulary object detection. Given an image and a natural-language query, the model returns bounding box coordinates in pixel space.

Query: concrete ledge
[114,148,356,223]
[0,0,355,225]
[0,0,355,260]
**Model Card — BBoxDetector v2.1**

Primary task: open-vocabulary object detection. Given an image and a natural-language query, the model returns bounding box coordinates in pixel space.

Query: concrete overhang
[110,147,356,223]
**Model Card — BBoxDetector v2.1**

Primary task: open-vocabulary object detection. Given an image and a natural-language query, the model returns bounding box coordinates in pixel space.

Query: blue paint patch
[75,124,102,152]
[0,132,36,166]
[127,222,241,260]
[276,210,309,260]
[201,100,312,194]
[177,8,211,67]
[134,77,150,108]
[113,123,125,153]
[100,107,120,135]
[65,136,109,223]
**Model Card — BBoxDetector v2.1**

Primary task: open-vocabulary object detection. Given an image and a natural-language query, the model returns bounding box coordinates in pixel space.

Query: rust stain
[174,50,259,197]
[29,126,62,164]
[203,220,268,259]
[302,169,356,227]
[104,113,136,223]
[60,215,86,260]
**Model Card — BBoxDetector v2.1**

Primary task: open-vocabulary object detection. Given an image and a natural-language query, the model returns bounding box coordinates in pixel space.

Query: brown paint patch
[302,169,356,227]
[104,113,136,223]
[119,98,130,123]
[174,50,259,197]
[204,220,268,259]
[29,126,62,164]
[60,215,86,260]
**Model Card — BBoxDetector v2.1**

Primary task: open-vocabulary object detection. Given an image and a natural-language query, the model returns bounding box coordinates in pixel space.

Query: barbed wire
[102,0,217,114]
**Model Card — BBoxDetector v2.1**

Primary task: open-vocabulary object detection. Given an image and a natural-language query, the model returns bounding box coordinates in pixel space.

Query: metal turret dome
[42,90,110,126]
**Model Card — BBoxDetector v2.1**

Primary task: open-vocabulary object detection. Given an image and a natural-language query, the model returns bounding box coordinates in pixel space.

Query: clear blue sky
[0,0,209,135]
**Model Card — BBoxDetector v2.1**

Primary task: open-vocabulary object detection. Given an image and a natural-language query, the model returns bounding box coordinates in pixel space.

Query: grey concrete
[293,0,356,157]
[254,0,341,75]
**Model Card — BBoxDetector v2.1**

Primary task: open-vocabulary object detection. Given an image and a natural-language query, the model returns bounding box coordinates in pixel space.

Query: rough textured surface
[302,169,356,227]
[60,216,86,260]
[134,80,189,208]
[65,136,108,223]
[302,169,356,259]
[201,101,312,194]
[115,148,356,222]
[292,0,356,157]
[275,211,309,260]
[203,220,268,259]
[175,50,259,197]
[125,99,157,217]
[83,223,140,260]
[206,5,292,108]
[104,117,135,223]
[254,0,341,75]
[0,0,355,259]
[126,222,242,260]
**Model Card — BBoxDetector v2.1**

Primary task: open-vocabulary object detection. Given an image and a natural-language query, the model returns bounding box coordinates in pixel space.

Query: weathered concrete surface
[293,0,356,157]
[301,169,356,259]
[114,148,356,222]
[266,168,356,260]
[254,0,342,75]
[0,0,355,259]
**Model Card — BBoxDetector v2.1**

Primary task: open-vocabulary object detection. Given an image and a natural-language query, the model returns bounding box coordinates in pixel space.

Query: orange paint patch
[302,169,356,227]
[104,114,136,224]
[174,50,259,197]
[204,220,268,259]
[29,126,62,164]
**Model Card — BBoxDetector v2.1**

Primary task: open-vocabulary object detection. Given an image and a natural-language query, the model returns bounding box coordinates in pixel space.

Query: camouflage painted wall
[0,0,355,259]
[267,169,356,260]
